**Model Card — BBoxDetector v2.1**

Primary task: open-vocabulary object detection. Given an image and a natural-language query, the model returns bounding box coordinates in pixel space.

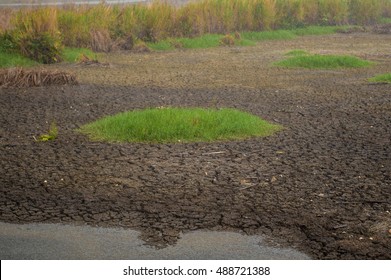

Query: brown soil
[1,32,390,259]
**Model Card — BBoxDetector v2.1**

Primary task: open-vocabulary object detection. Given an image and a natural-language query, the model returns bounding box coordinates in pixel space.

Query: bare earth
[0,32,390,259]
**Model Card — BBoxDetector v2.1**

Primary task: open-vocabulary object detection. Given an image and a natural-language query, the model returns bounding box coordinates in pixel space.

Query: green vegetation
[241,30,297,41]
[62,48,97,63]
[37,121,58,142]
[275,53,373,69]
[0,0,390,64]
[0,47,97,68]
[0,51,37,68]
[369,73,391,83]
[78,107,282,143]
[285,49,309,56]
[148,33,255,50]
[148,25,346,51]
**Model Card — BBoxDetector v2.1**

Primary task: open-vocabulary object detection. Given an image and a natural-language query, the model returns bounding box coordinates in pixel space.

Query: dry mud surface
[1,33,390,259]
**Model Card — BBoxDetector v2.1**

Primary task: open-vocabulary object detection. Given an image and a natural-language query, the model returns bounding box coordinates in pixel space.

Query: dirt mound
[0,67,77,88]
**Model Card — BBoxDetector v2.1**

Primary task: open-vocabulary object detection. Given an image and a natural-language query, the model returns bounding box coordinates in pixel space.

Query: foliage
[78,107,282,143]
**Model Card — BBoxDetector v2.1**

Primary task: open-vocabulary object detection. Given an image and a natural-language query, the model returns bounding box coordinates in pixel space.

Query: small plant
[36,121,58,142]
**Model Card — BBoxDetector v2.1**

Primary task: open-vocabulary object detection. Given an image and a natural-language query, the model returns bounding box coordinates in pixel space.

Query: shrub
[18,31,63,64]
[10,8,64,64]
[0,31,17,53]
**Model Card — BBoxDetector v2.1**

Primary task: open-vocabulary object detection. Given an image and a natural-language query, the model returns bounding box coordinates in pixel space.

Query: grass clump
[369,73,391,83]
[78,107,282,144]
[275,53,373,69]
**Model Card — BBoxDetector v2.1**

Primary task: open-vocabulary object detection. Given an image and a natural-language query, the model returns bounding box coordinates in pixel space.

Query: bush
[10,7,64,64]
[0,31,17,53]
[17,31,63,64]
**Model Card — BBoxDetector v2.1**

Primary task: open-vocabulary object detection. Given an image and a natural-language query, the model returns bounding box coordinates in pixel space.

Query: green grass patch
[148,34,223,50]
[148,34,256,51]
[78,107,282,144]
[0,51,37,68]
[368,73,391,83]
[62,48,97,63]
[275,54,373,69]
[291,26,339,36]
[148,26,342,51]
[379,17,391,24]
[147,40,174,51]
[285,49,309,56]
[241,30,297,41]
[0,48,97,68]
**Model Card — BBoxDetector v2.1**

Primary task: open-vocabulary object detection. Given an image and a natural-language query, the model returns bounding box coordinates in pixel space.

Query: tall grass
[1,0,390,52]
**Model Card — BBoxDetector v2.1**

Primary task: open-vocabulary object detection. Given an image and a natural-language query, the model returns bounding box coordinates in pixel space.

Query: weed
[36,121,58,142]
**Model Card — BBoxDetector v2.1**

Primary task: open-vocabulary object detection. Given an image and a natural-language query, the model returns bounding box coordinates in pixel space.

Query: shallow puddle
[0,222,310,259]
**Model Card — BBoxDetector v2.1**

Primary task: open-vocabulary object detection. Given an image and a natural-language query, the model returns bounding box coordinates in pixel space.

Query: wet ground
[0,222,310,259]
[0,32,390,259]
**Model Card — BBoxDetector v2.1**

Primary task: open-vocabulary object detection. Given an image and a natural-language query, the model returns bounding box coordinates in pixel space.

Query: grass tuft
[275,53,373,69]
[369,73,391,83]
[78,107,282,144]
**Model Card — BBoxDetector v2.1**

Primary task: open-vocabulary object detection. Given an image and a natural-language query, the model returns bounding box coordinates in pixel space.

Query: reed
[0,0,390,54]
